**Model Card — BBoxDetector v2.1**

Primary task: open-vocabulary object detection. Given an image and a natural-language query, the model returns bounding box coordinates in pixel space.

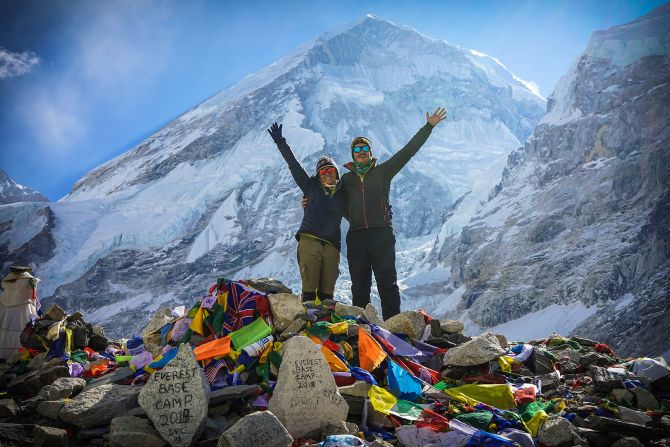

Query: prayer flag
[222,281,268,334]
[371,325,423,357]
[194,336,231,361]
[444,384,516,410]
[368,385,424,421]
[230,317,272,350]
[387,359,423,401]
[358,326,387,372]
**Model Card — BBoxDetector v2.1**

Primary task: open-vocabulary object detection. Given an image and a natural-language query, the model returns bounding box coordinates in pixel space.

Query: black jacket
[340,123,434,232]
[275,138,346,250]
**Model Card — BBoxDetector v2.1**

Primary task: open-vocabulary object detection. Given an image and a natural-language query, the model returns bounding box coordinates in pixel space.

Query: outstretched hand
[426,107,447,127]
[267,122,283,144]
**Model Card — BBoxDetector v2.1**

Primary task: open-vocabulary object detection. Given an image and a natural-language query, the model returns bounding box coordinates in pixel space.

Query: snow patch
[0,202,48,252]
[87,291,175,324]
[615,292,635,310]
[432,285,465,316]
[476,302,600,342]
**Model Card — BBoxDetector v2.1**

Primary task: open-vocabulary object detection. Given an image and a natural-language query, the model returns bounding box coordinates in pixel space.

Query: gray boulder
[611,437,643,447]
[36,400,63,420]
[632,387,659,410]
[384,311,426,339]
[0,399,20,418]
[363,304,385,328]
[268,293,304,332]
[538,416,578,446]
[218,411,293,447]
[617,406,652,426]
[108,415,167,447]
[37,377,86,400]
[33,425,68,447]
[443,333,505,366]
[0,423,33,446]
[334,303,364,317]
[60,384,141,428]
[243,278,292,294]
[440,320,465,334]
[321,421,359,438]
[589,366,624,394]
[7,365,70,395]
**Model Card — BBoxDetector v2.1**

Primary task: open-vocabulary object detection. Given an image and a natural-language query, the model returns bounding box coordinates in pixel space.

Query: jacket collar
[344,158,377,173]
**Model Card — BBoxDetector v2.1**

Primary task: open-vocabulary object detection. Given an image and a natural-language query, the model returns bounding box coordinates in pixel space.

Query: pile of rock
[0,279,668,447]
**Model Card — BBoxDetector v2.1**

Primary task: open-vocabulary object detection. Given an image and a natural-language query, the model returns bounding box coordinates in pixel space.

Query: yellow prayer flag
[189,307,209,336]
[217,291,228,310]
[444,384,516,410]
[525,410,548,436]
[328,321,349,335]
[496,356,515,373]
[368,385,397,415]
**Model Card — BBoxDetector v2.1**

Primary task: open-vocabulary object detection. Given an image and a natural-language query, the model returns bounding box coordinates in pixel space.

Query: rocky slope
[418,5,670,358]
[0,170,48,205]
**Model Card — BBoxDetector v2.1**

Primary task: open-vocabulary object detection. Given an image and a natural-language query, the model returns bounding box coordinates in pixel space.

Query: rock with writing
[268,336,349,439]
[139,344,210,447]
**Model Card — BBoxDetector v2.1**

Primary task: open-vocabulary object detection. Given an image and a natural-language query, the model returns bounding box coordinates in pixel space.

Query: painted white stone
[139,344,210,447]
[268,336,348,439]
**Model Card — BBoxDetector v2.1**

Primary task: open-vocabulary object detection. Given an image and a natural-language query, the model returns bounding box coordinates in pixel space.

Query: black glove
[267,122,283,144]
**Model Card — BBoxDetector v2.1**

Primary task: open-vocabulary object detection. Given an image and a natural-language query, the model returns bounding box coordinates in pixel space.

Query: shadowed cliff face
[430,5,670,357]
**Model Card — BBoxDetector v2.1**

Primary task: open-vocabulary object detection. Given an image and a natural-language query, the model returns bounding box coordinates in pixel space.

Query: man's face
[319,166,337,186]
[353,142,371,163]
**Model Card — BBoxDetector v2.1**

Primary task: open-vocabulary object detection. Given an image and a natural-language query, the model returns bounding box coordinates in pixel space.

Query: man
[268,122,346,302]
[341,107,447,319]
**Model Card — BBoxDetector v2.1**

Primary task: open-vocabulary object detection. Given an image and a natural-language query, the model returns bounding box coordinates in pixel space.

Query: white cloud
[76,2,175,91]
[0,47,39,79]
[18,1,176,155]
[22,84,86,151]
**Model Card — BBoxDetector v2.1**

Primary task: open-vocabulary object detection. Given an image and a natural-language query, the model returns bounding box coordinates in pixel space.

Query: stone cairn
[0,277,668,447]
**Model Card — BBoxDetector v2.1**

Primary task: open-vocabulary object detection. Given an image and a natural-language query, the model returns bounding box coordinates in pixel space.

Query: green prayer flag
[230,318,272,350]
[455,412,493,430]
[268,350,282,369]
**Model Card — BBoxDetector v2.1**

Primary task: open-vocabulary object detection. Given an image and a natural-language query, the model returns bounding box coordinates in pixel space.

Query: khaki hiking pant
[297,235,340,301]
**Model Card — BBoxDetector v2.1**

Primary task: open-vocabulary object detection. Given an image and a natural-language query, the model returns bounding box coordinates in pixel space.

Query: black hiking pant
[346,227,400,320]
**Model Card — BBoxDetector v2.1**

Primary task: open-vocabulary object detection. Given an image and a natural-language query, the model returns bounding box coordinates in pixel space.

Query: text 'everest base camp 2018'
[0,5,669,447]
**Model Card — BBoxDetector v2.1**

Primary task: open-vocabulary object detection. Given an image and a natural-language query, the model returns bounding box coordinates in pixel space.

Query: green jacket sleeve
[379,122,434,179]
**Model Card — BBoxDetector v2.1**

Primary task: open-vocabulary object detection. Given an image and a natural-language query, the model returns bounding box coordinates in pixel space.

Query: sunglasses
[353,145,371,153]
[319,167,337,176]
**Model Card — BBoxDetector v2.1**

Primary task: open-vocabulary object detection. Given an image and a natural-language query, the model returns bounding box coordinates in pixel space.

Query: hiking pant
[346,227,400,320]
[297,235,340,302]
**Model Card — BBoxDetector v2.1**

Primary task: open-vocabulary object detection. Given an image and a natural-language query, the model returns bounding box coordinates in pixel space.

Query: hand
[301,196,307,209]
[426,107,447,127]
[267,122,283,144]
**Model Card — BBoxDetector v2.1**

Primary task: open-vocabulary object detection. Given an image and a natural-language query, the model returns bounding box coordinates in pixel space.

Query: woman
[268,122,345,302]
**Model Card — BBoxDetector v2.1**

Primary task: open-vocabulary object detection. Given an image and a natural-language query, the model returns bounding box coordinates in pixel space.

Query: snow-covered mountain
[411,5,670,357]
[1,15,546,337]
[0,169,48,205]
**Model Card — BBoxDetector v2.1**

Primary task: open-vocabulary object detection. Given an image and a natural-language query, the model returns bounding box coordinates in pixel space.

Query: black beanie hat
[315,156,339,179]
[350,136,372,158]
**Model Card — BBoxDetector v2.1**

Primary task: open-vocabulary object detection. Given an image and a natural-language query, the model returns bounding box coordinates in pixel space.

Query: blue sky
[1,0,666,200]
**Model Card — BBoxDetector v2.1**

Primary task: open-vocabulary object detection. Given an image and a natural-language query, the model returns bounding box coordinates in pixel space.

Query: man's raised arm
[382,107,447,179]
